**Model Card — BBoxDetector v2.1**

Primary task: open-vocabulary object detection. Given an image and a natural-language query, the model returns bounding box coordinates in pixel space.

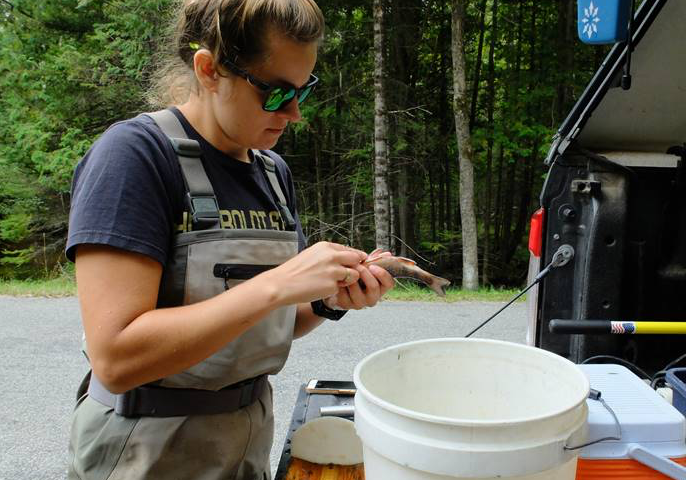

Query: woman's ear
[193,49,220,92]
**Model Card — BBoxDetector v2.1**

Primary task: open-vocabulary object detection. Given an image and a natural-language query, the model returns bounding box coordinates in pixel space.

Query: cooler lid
[578,364,686,459]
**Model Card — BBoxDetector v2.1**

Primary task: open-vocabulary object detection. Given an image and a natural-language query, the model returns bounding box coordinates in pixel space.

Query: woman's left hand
[325,263,395,310]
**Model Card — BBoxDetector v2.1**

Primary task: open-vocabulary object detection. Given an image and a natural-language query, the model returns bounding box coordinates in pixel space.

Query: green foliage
[0,213,32,242]
[385,281,523,303]
[1,248,35,266]
[0,0,173,278]
[0,274,76,296]
[0,0,599,284]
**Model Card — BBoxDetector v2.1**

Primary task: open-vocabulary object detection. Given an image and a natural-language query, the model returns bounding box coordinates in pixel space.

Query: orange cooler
[576,364,686,479]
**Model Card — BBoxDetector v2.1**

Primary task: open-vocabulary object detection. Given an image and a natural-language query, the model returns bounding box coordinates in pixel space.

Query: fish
[362,248,451,297]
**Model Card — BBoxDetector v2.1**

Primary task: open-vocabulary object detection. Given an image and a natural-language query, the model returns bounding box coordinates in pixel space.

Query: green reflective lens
[297,86,313,104]
[264,88,296,112]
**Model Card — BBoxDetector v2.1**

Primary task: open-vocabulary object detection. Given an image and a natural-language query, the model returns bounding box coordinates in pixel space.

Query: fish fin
[395,256,417,266]
[367,248,393,262]
[430,276,451,297]
[366,248,385,260]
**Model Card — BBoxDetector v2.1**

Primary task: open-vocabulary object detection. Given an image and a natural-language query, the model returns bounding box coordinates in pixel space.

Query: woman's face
[212,31,318,153]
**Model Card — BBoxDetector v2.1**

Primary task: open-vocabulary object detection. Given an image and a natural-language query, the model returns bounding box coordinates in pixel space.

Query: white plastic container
[353,338,590,479]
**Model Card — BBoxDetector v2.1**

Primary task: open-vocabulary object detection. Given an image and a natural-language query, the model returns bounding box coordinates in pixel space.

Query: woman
[66,1,394,478]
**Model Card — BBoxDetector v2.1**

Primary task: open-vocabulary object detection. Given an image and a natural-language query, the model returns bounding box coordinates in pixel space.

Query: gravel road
[0,296,527,479]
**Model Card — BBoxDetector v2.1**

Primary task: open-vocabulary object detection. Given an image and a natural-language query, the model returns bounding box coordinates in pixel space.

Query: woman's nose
[277,99,302,122]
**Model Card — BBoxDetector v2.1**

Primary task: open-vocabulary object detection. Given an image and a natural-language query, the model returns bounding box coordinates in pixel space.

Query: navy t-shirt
[66,108,306,265]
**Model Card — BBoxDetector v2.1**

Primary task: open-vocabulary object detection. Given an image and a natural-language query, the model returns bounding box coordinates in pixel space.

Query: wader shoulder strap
[146,109,220,230]
[253,149,297,231]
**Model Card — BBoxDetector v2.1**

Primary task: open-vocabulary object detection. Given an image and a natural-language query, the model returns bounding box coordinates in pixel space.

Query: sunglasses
[222,59,319,112]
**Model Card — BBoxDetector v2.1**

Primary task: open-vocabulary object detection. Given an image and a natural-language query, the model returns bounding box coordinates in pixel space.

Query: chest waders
[68,109,298,480]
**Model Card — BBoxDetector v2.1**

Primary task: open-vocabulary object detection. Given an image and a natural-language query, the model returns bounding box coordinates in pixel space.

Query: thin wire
[581,355,651,381]
[662,352,686,372]
[565,397,621,450]
[650,352,686,389]
[651,373,667,389]
[390,235,434,265]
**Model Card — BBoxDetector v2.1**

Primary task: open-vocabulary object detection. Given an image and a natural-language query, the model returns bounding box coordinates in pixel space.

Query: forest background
[0,0,610,288]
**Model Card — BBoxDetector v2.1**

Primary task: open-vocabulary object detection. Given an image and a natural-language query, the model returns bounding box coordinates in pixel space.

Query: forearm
[89,277,281,393]
[293,302,325,339]
[79,242,369,393]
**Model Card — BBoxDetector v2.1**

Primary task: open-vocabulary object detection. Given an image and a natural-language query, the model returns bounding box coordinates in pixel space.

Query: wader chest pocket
[213,264,278,289]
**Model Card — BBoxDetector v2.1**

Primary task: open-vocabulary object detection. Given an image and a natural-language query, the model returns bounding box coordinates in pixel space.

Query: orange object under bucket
[576,457,686,479]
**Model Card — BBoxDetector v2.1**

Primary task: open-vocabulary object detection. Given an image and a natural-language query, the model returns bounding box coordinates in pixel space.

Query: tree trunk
[499,0,524,265]
[507,145,536,263]
[451,0,479,290]
[469,0,488,129]
[399,162,409,257]
[554,0,576,125]
[373,0,390,250]
[390,183,396,252]
[438,15,451,232]
[314,119,325,241]
[483,0,498,285]
[332,56,342,226]
[494,146,504,256]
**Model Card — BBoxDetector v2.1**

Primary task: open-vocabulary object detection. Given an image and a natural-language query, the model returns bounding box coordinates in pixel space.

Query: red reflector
[528,208,545,257]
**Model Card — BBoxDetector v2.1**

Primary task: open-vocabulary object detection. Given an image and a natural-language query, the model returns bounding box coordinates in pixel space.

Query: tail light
[526,207,545,346]
[528,208,545,258]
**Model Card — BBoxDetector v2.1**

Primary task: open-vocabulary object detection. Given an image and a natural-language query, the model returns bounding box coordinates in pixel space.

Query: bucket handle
[628,444,686,480]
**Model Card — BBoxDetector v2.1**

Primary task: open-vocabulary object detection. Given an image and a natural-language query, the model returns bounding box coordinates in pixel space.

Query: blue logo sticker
[577,0,630,45]
[580,2,601,40]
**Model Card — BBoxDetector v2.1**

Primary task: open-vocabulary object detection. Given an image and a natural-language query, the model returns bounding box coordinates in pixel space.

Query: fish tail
[429,276,451,297]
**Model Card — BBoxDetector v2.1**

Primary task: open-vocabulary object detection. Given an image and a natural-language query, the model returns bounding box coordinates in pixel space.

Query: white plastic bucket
[353,338,589,480]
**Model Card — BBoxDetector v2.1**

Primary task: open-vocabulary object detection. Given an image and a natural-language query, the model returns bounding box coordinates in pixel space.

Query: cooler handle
[628,444,686,480]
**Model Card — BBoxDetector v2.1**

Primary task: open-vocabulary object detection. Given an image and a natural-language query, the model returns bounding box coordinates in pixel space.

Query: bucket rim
[353,337,590,427]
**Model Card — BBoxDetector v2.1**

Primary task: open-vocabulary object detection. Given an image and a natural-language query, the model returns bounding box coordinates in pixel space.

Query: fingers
[354,266,381,307]
[290,242,390,306]
[337,267,360,287]
[337,249,367,266]
[321,242,367,265]
[369,264,395,294]
[335,265,382,310]
[366,248,393,261]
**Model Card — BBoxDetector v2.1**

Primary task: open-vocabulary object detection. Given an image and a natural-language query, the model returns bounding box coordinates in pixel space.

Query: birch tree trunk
[373,0,390,251]
[451,0,479,290]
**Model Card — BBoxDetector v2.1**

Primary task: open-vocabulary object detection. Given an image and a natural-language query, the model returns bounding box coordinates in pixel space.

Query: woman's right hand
[262,241,367,307]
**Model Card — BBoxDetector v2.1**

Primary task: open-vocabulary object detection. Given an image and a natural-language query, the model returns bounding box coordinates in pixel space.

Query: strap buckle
[188,194,220,229]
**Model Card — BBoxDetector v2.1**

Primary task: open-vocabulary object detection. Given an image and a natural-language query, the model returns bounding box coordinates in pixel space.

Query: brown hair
[147,0,325,107]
